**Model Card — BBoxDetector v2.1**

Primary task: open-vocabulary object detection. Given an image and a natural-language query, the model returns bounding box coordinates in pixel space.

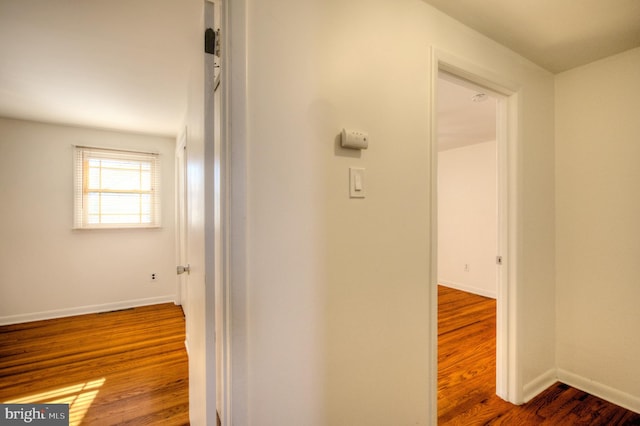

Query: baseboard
[557,368,640,414]
[438,279,497,299]
[523,368,557,403]
[0,295,177,326]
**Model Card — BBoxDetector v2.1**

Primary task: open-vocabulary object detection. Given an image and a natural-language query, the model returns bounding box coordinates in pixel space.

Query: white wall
[438,140,497,298]
[232,0,555,423]
[555,47,640,412]
[0,117,176,324]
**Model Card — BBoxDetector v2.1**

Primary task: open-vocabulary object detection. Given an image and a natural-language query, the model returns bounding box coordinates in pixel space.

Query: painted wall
[0,117,177,324]
[555,47,640,412]
[438,140,497,298]
[233,0,555,423]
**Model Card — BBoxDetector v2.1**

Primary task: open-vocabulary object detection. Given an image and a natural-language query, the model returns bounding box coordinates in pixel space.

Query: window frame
[73,145,161,229]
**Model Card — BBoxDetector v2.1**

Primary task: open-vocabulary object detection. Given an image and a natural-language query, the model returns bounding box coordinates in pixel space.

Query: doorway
[429,49,522,420]
[436,71,499,422]
[437,72,498,300]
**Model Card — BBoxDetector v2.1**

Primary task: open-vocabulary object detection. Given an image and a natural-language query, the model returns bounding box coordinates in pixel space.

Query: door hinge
[496,256,503,265]
[205,28,221,57]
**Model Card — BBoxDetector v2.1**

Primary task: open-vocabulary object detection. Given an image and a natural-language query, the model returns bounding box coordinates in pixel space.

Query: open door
[177,0,231,422]
[176,1,220,423]
[178,1,228,424]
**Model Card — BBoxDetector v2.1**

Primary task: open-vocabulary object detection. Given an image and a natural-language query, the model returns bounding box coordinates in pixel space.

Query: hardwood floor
[0,303,189,425]
[3,292,638,425]
[438,285,640,425]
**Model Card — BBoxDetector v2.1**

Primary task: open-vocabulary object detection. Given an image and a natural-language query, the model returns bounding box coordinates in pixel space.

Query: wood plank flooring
[3,292,639,425]
[438,285,640,425]
[0,303,189,425]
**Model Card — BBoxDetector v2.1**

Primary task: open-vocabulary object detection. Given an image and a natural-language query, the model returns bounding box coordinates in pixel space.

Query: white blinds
[73,146,160,229]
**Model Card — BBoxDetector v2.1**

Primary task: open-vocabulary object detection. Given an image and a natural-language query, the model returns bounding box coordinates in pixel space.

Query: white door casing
[429,47,522,424]
[176,128,188,316]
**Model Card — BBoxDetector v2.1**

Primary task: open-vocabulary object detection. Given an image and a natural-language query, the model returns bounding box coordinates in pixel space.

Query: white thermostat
[341,129,369,150]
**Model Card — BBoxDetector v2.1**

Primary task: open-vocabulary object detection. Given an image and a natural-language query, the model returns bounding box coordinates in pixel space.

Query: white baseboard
[438,279,497,299]
[523,368,557,403]
[0,295,177,326]
[557,368,640,414]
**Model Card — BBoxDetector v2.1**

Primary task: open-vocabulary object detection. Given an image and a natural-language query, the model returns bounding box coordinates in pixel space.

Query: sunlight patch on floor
[4,378,105,425]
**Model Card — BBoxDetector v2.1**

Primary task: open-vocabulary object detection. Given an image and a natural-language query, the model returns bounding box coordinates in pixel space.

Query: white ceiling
[0,0,201,137]
[438,74,497,151]
[428,0,639,150]
[0,2,637,138]
[422,0,640,73]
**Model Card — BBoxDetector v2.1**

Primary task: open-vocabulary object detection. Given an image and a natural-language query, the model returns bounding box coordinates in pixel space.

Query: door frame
[175,127,188,310]
[209,0,232,423]
[429,47,523,418]
[207,0,232,423]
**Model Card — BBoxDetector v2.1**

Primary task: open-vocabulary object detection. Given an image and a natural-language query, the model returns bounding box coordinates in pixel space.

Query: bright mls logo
[1,404,68,425]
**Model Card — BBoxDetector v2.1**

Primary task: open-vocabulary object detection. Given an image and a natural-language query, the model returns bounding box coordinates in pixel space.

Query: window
[74,146,160,229]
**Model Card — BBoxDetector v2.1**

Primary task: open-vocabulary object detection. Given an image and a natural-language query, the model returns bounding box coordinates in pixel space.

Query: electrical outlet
[150,273,158,282]
[464,264,470,272]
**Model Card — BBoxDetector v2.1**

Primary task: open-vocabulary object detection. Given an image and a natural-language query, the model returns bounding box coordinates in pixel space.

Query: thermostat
[341,129,369,150]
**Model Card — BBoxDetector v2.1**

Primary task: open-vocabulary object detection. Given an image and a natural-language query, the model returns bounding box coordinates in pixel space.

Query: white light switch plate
[349,167,365,198]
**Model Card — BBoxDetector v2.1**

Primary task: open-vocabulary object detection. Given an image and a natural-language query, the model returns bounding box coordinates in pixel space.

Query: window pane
[141,171,151,190]
[141,194,151,213]
[101,158,142,170]
[101,193,142,215]
[87,193,100,214]
[101,168,141,191]
[101,214,144,224]
[88,167,101,190]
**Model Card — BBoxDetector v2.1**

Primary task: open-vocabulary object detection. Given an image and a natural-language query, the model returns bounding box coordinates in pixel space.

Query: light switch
[349,167,365,198]
[354,173,363,191]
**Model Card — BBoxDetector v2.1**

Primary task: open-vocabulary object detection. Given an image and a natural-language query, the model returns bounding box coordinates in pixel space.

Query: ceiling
[0,2,637,138]
[422,0,640,73]
[438,73,496,151]
[0,0,201,137]
[428,0,639,150]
